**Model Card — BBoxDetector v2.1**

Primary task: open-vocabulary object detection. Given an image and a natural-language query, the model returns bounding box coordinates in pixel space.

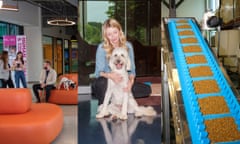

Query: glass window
[64,40,70,73]
[42,36,53,63]
[0,21,23,53]
[0,23,8,36]
[78,0,161,85]
[80,1,161,46]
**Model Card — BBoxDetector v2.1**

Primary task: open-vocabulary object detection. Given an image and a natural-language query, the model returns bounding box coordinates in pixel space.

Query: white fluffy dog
[96,48,156,120]
[57,77,76,91]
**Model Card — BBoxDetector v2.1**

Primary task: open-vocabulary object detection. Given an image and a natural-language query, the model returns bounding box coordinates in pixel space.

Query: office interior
[0,0,240,144]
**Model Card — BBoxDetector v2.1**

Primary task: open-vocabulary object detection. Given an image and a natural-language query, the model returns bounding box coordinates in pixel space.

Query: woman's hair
[15,51,24,64]
[1,51,8,69]
[102,18,127,59]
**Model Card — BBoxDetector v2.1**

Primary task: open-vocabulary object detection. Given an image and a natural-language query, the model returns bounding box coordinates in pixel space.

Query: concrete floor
[52,105,78,144]
[27,83,78,144]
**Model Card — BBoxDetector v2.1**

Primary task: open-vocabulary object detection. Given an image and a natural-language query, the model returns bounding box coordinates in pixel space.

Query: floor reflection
[78,100,162,144]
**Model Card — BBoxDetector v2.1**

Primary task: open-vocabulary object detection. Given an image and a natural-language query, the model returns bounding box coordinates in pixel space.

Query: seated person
[32,60,57,102]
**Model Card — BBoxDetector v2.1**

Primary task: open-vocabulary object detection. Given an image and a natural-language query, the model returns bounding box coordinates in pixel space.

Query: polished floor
[78,96,162,144]
[28,84,78,144]
[52,105,78,144]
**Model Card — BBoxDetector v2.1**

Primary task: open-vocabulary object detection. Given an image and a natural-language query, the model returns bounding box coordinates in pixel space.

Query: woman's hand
[123,75,134,93]
[123,80,133,93]
[108,72,123,84]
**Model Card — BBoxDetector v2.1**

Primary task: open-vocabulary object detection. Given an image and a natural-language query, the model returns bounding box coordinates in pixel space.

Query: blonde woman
[92,18,151,105]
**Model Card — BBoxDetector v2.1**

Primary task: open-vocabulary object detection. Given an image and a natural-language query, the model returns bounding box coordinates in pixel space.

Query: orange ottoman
[48,73,78,104]
[0,88,31,114]
[0,89,63,144]
[49,89,78,104]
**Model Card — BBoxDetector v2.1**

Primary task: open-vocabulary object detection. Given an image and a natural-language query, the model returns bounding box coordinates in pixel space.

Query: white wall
[162,0,205,23]
[0,2,40,26]
[24,26,43,82]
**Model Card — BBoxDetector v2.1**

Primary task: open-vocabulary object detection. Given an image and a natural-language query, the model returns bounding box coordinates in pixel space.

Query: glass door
[56,39,63,75]
[42,36,53,65]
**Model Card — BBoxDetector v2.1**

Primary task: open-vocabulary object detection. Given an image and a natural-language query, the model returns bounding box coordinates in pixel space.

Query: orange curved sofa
[48,73,78,104]
[0,89,63,144]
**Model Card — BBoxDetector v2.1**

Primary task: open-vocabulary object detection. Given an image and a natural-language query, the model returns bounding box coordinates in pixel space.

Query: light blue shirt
[94,41,136,78]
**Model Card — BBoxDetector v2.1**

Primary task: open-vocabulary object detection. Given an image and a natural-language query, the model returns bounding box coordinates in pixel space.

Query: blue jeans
[15,71,27,88]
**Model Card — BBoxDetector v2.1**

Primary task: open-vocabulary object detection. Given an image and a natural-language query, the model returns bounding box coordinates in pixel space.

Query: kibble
[181,37,198,43]
[177,25,191,29]
[178,30,194,35]
[189,66,213,77]
[183,45,202,53]
[186,55,207,64]
[205,117,240,143]
[198,96,229,115]
[193,79,220,94]
[177,20,188,23]
[177,22,240,143]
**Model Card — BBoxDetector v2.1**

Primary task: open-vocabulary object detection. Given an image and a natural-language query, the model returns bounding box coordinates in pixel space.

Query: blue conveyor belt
[167,18,240,144]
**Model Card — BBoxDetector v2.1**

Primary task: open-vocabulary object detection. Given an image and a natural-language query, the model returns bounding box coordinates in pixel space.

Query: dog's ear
[126,54,131,71]
[109,56,115,70]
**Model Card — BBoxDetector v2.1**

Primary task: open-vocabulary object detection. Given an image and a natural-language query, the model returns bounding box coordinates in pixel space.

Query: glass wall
[78,0,161,85]
[79,1,161,46]
[0,22,23,52]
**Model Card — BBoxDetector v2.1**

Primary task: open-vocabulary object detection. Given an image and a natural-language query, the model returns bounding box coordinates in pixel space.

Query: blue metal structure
[167,18,240,144]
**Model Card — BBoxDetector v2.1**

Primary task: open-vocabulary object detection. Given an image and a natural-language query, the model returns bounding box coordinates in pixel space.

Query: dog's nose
[116,59,121,64]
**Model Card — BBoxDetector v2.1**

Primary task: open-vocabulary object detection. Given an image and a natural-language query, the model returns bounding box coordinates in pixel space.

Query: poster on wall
[3,35,17,65]
[3,35,27,87]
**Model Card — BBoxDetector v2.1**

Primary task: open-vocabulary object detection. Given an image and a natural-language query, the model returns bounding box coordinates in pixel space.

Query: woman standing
[92,18,151,105]
[12,51,27,88]
[0,51,10,88]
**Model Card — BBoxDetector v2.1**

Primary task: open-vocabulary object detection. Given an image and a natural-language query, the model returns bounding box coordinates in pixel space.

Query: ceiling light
[0,4,18,11]
[0,1,3,8]
[47,18,76,26]
[0,0,19,11]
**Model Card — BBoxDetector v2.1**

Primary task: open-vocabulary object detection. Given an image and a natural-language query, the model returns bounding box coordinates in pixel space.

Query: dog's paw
[96,111,110,119]
[119,114,128,120]
[96,113,105,119]
[145,106,157,116]
[134,111,143,118]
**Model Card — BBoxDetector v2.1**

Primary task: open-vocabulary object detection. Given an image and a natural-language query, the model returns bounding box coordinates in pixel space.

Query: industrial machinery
[161,17,240,144]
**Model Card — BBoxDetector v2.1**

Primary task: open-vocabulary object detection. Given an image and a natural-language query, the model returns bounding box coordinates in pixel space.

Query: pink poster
[16,35,27,78]
[16,35,27,59]
[3,35,17,65]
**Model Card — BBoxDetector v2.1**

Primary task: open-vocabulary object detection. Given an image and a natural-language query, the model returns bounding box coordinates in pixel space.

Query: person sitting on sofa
[32,60,57,103]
